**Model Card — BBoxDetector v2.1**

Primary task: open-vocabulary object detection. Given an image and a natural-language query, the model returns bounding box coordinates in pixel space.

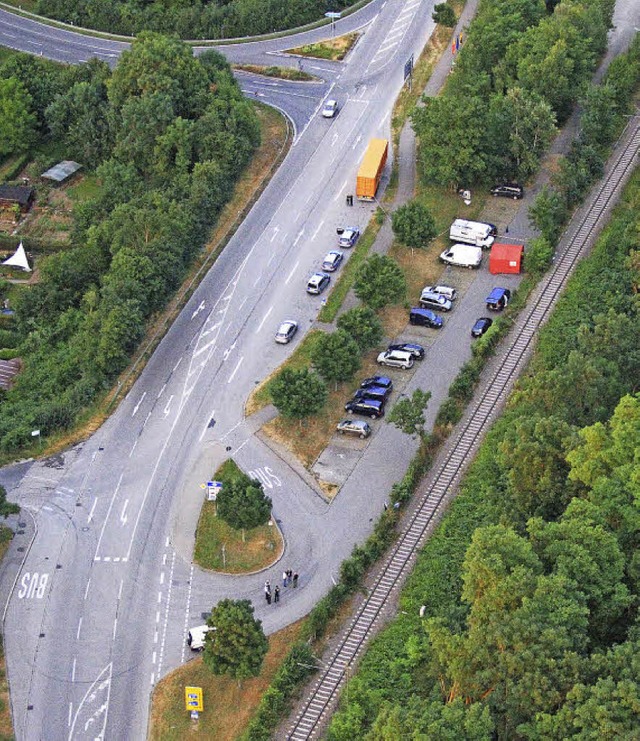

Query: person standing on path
[282,570,287,588]
[266,589,272,605]
[287,569,293,586]
[265,580,270,595]
[274,585,280,603]
[293,572,299,588]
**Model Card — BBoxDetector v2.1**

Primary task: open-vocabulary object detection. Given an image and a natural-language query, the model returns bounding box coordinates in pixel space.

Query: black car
[471,317,493,337]
[344,398,384,419]
[388,342,425,360]
[360,375,393,391]
[351,385,391,404]
[491,182,524,200]
[409,307,444,329]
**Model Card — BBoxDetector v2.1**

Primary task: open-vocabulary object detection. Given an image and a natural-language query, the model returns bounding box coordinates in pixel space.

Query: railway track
[287,115,640,740]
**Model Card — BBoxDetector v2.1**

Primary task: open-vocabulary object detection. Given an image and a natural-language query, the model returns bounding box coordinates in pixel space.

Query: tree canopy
[217,472,272,532]
[204,599,268,680]
[269,368,327,420]
[353,254,406,310]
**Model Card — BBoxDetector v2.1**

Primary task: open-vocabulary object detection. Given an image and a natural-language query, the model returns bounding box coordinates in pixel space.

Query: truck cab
[187,625,214,651]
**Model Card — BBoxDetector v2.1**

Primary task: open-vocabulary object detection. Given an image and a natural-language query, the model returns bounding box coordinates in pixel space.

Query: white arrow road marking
[191,301,206,319]
[163,395,174,418]
[293,228,305,247]
[270,226,280,243]
[223,341,237,361]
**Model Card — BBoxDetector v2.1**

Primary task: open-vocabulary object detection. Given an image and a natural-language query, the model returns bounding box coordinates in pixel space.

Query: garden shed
[0,185,34,215]
[489,242,524,275]
[41,160,82,184]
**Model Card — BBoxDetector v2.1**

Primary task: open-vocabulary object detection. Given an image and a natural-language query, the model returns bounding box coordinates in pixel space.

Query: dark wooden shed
[0,185,35,215]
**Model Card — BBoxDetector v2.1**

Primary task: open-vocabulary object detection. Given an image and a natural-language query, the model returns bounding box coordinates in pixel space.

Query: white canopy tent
[1,242,31,272]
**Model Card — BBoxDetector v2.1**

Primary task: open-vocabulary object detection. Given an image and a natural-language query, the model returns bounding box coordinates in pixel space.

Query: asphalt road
[0,1,444,739]
[0,2,637,740]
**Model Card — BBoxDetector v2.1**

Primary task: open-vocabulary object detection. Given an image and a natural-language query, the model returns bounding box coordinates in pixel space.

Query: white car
[338,227,360,248]
[376,349,414,369]
[439,244,483,269]
[187,625,214,651]
[322,250,344,272]
[275,320,298,344]
[322,99,339,118]
[306,272,331,294]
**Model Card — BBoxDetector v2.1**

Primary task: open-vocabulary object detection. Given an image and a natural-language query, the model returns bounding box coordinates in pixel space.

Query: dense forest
[0,35,260,452]
[413,0,619,187]
[326,168,640,739]
[35,0,351,40]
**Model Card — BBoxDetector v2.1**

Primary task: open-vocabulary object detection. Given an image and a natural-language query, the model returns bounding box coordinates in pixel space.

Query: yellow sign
[185,686,204,713]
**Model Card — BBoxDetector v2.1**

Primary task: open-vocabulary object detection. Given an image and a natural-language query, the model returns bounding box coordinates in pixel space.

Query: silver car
[322,250,344,272]
[336,419,372,438]
[376,349,414,369]
[275,320,298,344]
[306,272,331,295]
[422,284,457,301]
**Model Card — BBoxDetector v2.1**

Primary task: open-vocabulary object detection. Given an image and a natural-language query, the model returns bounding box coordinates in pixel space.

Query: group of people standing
[264,569,298,605]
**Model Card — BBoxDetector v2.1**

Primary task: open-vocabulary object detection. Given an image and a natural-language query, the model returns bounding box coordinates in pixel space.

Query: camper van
[439,244,483,269]
[449,219,496,249]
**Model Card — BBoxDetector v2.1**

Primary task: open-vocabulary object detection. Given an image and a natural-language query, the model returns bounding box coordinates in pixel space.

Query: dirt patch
[233,64,315,82]
[149,620,304,741]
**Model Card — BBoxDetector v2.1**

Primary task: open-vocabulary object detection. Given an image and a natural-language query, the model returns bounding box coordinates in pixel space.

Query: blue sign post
[403,55,414,91]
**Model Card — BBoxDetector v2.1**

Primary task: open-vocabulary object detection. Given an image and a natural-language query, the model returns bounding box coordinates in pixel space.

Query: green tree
[0,77,37,157]
[311,330,361,388]
[391,201,437,250]
[0,485,19,518]
[204,598,268,681]
[217,472,272,534]
[432,3,456,27]
[528,187,567,245]
[354,255,406,310]
[269,368,327,420]
[388,389,431,438]
[336,307,383,351]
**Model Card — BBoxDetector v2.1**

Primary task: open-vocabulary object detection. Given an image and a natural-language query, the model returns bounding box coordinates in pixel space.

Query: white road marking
[154,631,158,644]
[118,580,123,600]
[293,228,305,247]
[112,618,117,640]
[128,439,138,458]
[256,306,273,333]
[160,572,165,585]
[156,611,161,623]
[253,274,263,287]
[311,220,325,241]
[76,618,82,640]
[72,658,76,682]
[269,226,280,243]
[191,301,206,320]
[157,591,162,604]
[352,134,363,151]
[131,392,146,417]
[163,395,174,418]
[173,357,182,373]
[237,296,248,311]
[156,383,166,400]
[68,702,73,727]
[150,673,155,686]
[227,356,244,384]
[87,497,98,523]
[334,179,348,202]
[152,651,156,665]
[285,260,300,285]
[120,500,128,526]
[94,473,124,560]
[84,579,91,600]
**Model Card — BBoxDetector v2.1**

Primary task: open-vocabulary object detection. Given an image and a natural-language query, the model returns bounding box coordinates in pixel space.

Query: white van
[187,625,214,651]
[439,244,483,269]
[449,219,495,249]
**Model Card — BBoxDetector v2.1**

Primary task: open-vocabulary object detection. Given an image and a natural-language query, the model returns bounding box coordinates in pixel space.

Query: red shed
[489,242,523,274]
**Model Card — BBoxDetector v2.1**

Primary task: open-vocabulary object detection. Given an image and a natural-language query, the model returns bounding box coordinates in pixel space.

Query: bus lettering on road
[247,467,282,489]
[18,572,49,599]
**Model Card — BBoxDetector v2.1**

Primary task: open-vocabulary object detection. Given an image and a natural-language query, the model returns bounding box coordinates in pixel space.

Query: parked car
[322,99,339,118]
[274,320,298,344]
[344,397,385,418]
[439,244,483,268]
[322,250,344,272]
[338,227,360,248]
[471,317,493,337]
[422,284,457,301]
[419,290,453,312]
[351,385,391,403]
[409,307,444,329]
[188,625,214,651]
[491,182,524,199]
[360,375,393,390]
[486,287,511,311]
[336,419,372,438]
[377,349,414,369]
[388,342,425,360]
[306,272,331,294]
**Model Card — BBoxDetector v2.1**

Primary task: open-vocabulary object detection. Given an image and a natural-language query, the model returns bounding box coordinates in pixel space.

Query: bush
[525,236,555,276]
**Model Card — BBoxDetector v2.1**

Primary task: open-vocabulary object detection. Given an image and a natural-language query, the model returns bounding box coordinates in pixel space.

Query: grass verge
[287,32,359,61]
[193,458,284,572]
[233,64,315,81]
[148,620,304,741]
